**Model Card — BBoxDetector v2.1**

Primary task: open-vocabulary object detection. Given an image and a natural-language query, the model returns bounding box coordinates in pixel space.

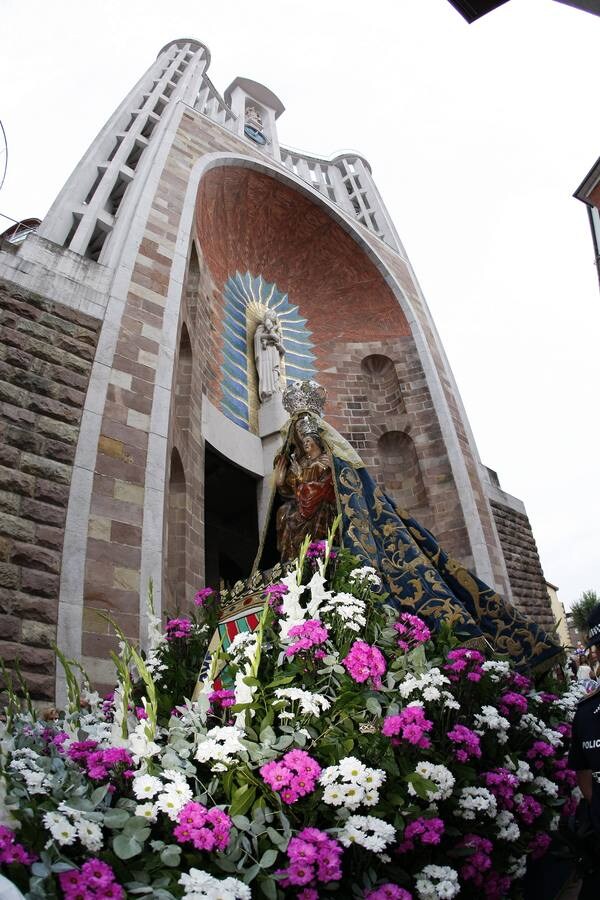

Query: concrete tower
[0,39,554,704]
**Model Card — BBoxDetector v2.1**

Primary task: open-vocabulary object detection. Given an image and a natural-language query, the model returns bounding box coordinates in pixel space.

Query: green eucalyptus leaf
[104,807,130,828]
[242,863,260,883]
[365,697,382,716]
[160,844,182,867]
[259,848,278,868]
[113,834,142,859]
[31,862,50,877]
[90,785,109,806]
[260,876,278,900]
[51,862,77,873]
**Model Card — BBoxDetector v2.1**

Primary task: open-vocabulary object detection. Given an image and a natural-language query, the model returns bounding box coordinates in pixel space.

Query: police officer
[568,605,600,899]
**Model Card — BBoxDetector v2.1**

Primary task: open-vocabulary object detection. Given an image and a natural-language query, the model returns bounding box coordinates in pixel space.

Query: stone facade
[490,500,555,631]
[0,279,100,698]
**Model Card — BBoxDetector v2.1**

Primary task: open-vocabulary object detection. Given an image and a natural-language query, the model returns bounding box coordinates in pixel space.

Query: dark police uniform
[569,685,600,898]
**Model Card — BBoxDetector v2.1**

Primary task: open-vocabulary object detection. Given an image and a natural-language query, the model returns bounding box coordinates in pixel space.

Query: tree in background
[570,589,600,634]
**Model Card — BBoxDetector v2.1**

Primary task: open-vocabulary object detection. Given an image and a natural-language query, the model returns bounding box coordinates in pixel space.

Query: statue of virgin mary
[254,380,561,675]
[253,310,285,402]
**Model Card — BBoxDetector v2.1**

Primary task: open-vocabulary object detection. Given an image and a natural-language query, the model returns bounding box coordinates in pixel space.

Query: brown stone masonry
[0,280,100,699]
[490,500,555,631]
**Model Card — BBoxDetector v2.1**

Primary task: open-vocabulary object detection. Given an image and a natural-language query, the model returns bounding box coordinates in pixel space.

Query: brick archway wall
[194,166,471,561]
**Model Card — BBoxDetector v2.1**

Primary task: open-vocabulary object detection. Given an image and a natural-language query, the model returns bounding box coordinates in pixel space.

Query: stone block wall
[490,499,555,630]
[0,280,100,698]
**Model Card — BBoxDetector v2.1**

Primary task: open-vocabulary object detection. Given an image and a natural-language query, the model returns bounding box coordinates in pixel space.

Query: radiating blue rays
[220,272,316,431]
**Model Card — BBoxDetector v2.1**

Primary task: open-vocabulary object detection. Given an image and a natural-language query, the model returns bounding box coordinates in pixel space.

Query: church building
[0,38,554,704]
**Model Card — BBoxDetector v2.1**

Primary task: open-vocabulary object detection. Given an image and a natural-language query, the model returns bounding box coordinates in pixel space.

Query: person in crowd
[568,606,600,899]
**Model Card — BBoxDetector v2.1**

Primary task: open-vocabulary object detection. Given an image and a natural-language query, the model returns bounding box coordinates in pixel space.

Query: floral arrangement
[0,537,584,899]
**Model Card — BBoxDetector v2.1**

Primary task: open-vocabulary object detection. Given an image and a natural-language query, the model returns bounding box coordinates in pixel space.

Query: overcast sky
[1,0,598,609]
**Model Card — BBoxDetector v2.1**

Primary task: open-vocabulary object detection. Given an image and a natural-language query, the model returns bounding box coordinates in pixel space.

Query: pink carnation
[278,827,343,889]
[59,860,124,898]
[166,617,192,639]
[342,640,387,688]
[515,794,543,825]
[394,613,431,652]
[286,620,329,658]
[194,587,215,606]
[459,833,493,887]
[444,648,485,683]
[260,749,321,805]
[526,740,556,770]
[483,768,519,808]
[0,825,37,866]
[397,817,444,853]
[447,724,481,762]
[174,801,232,852]
[366,886,413,900]
[382,707,433,750]
[498,691,528,717]
[529,831,551,860]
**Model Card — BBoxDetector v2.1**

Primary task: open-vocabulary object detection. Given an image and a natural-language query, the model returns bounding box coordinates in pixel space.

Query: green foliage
[570,589,600,634]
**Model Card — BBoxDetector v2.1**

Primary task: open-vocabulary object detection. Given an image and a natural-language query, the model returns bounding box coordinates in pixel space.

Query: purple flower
[515,794,543,825]
[526,740,556,770]
[444,648,485,683]
[285,620,329,658]
[483,767,519,808]
[447,724,481,763]
[366,886,413,900]
[165,617,193,640]
[498,691,528,717]
[382,707,433,750]
[529,831,551,859]
[459,833,493,887]
[194,587,215,606]
[260,750,321,804]
[342,640,386,688]
[306,540,337,560]
[394,613,431,652]
[397,817,444,853]
[278,827,343,889]
[174,801,232,852]
[209,689,236,709]
[0,825,37,866]
[59,859,124,898]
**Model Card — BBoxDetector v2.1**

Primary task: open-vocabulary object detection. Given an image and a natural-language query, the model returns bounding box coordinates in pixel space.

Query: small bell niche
[224,77,285,160]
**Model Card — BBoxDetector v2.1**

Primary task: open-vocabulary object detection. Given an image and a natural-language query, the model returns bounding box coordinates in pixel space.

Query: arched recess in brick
[185,243,201,329]
[377,430,432,525]
[166,448,187,610]
[174,324,192,437]
[360,354,405,416]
